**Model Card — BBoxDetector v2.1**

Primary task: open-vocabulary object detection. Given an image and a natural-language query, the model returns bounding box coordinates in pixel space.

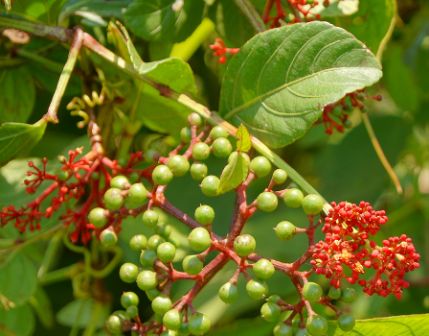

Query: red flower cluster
[311,201,420,299]
[209,38,240,64]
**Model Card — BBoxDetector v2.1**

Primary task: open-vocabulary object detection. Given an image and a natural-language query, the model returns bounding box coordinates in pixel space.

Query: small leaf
[0,66,36,123]
[0,119,47,167]
[218,152,249,194]
[57,298,109,328]
[236,124,251,153]
[29,287,54,328]
[0,304,35,336]
[219,21,382,148]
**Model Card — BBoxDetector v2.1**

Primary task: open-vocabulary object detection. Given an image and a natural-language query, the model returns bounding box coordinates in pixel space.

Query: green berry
[152,295,173,315]
[167,155,190,177]
[188,227,212,252]
[295,328,309,336]
[103,188,124,211]
[273,323,293,336]
[100,228,118,248]
[306,315,328,336]
[152,165,174,185]
[246,279,268,300]
[140,249,157,267]
[125,183,148,208]
[188,112,202,126]
[180,127,192,143]
[106,314,123,334]
[120,291,139,309]
[253,258,275,280]
[274,221,296,240]
[302,194,324,215]
[337,314,355,332]
[194,205,215,225]
[147,234,165,250]
[256,192,278,212]
[182,255,204,275]
[192,142,210,161]
[129,234,147,251]
[341,287,357,303]
[88,207,108,228]
[110,175,130,190]
[328,287,341,300]
[126,305,138,318]
[156,223,172,238]
[233,234,256,257]
[200,175,220,197]
[190,163,208,181]
[210,126,228,139]
[212,137,233,158]
[188,312,211,335]
[302,282,323,303]
[136,270,158,290]
[142,209,159,227]
[157,242,176,263]
[218,282,238,304]
[145,288,160,301]
[119,262,139,283]
[163,309,182,330]
[283,188,304,208]
[260,302,281,322]
[267,294,281,303]
[272,169,288,185]
[250,156,272,177]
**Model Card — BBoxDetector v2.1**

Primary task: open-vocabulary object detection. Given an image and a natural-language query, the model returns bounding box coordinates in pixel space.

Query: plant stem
[39,264,80,285]
[16,48,63,72]
[361,111,403,194]
[234,0,266,33]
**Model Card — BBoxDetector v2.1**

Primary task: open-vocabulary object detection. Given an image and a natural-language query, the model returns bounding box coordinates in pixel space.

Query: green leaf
[56,298,109,328]
[0,304,35,336]
[0,119,47,167]
[29,287,54,328]
[236,124,251,152]
[219,21,382,148]
[0,66,35,123]
[124,0,204,42]
[0,252,37,307]
[218,152,249,194]
[334,0,396,59]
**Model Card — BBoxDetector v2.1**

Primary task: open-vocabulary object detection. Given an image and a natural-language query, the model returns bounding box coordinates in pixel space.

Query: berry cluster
[209,38,240,64]
[311,202,420,298]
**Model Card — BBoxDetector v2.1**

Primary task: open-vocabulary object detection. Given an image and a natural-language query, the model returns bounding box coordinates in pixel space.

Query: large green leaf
[0,66,35,123]
[219,21,382,148]
[124,0,204,42]
[0,304,35,336]
[0,119,47,167]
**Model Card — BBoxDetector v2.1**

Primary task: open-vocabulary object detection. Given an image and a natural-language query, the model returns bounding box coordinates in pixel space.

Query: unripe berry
[136,270,158,290]
[250,156,272,177]
[163,309,182,330]
[188,112,202,126]
[125,183,148,209]
[212,137,233,158]
[110,175,130,190]
[142,209,159,227]
[129,234,147,251]
[119,262,139,283]
[152,165,174,185]
[337,314,355,331]
[273,323,293,336]
[167,155,190,177]
[182,255,204,275]
[106,315,123,334]
[180,127,191,143]
[246,279,268,300]
[194,204,215,225]
[306,315,328,336]
[140,249,157,267]
[272,169,288,185]
[200,175,220,197]
[188,312,211,335]
[252,258,275,280]
[152,295,173,315]
[210,126,228,139]
[302,194,324,215]
[328,287,341,300]
[147,234,165,250]
[88,207,108,228]
[283,188,304,208]
[190,163,208,181]
[188,227,212,252]
[341,287,357,303]
[302,282,323,303]
[192,142,210,161]
[260,301,281,322]
[126,305,138,318]
[233,234,256,257]
[256,192,278,212]
[295,328,309,336]
[100,228,118,248]
[120,291,139,308]
[218,282,238,304]
[103,188,124,211]
[274,221,296,240]
[157,242,176,263]
[156,223,172,238]
[145,288,160,301]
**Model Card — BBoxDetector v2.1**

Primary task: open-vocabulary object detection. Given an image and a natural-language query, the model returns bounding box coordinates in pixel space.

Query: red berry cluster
[311,201,420,298]
[209,38,240,64]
